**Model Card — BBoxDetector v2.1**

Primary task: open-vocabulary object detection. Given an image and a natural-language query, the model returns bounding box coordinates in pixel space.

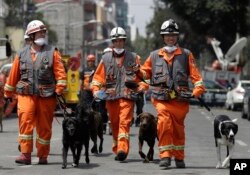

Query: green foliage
[4,1,58,45]
[160,0,250,51]
[132,0,250,64]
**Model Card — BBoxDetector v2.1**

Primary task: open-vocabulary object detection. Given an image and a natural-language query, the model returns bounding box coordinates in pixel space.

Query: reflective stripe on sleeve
[194,81,203,87]
[4,84,15,91]
[57,79,67,86]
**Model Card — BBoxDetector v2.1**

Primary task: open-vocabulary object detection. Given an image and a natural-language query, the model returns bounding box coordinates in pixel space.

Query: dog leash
[181,92,216,117]
[56,95,71,120]
[197,97,215,117]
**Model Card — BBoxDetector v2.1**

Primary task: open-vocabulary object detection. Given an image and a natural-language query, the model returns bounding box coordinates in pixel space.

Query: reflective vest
[102,51,137,100]
[16,45,56,97]
[150,48,190,101]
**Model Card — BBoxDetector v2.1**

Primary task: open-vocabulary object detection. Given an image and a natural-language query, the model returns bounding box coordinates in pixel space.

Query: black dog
[89,110,104,154]
[214,115,238,168]
[61,106,90,169]
[138,112,157,163]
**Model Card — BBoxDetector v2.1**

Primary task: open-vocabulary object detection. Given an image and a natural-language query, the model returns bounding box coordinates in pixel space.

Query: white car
[225,80,250,110]
[0,63,12,75]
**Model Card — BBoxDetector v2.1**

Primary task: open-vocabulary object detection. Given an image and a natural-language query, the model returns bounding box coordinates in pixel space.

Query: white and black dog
[214,115,238,168]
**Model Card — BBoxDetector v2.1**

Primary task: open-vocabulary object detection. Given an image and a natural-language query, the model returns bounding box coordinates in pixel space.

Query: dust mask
[164,46,177,53]
[113,48,125,55]
[34,38,46,46]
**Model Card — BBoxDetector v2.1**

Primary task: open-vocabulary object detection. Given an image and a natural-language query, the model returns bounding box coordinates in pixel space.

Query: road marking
[236,139,248,147]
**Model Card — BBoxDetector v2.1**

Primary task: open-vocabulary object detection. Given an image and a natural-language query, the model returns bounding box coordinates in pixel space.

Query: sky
[126,0,154,37]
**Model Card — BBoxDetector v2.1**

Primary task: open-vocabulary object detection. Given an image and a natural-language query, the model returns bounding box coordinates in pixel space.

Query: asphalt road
[1,102,250,175]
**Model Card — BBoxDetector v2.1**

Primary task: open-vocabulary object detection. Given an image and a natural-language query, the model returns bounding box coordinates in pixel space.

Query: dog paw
[143,158,150,163]
[91,147,98,154]
[72,163,78,167]
[85,157,90,164]
[62,164,67,169]
[99,147,103,153]
[216,163,222,169]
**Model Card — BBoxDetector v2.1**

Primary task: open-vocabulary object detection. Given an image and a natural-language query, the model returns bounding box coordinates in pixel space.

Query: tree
[4,1,58,45]
[160,0,250,52]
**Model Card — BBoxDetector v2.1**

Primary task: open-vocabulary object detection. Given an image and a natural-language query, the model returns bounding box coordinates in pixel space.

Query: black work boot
[175,159,185,168]
[159,157,171,167]
[117,150,127,161]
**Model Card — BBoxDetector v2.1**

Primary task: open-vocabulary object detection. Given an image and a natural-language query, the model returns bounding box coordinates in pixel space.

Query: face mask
[113,48,125,55]
[164,46,177,53]
[34,38,46,46]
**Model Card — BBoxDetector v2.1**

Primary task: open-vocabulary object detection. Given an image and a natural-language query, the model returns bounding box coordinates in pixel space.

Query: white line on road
[236,139,248,147]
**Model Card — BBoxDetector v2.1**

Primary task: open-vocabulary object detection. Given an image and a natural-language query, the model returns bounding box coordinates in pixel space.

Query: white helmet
[110,27,126,40]
[160,19,179,35]
[26,20,47,35]
[24,30,29,40]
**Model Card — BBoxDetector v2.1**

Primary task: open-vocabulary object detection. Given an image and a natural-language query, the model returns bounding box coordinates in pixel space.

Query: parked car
[0,63,12,75]
[225,80,250,110]
[189,79,228,106]
[241,88,250,120]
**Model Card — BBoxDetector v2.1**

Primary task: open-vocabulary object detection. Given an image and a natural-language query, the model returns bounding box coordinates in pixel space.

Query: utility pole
[22,0,27,30]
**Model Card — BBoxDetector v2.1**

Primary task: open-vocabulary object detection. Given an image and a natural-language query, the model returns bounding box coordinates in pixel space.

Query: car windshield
[188,80,225,90]
[242,82,250,89]
[204,80,224,89]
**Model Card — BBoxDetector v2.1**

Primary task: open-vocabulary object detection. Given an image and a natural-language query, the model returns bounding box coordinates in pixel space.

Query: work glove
[179,91,194,99]
[93,90,108,102]
[4,97,12,103]
[132,64,140,73]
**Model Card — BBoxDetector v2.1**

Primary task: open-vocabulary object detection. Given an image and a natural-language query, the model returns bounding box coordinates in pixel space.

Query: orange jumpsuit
[0,71,17,117]
[4,49,66,158]
[139,47,205,160]
[91,54,141,156]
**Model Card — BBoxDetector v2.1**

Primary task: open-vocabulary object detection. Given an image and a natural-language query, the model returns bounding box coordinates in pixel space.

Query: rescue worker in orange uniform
[0,68,17,118]
[80,54,97,107]
[80,54,108,132]
[4,20,67,165]
[0,70,6,132]
[91,27,143,161]
[134,19,205,168]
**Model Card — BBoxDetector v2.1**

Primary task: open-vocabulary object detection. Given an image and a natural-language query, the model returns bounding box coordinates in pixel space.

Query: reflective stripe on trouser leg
[106,100,120,154]
[35,96,56,158]
[152,99,188,160]
[117,99,134,154]
[106,99,134,155]
[17,95,36,153]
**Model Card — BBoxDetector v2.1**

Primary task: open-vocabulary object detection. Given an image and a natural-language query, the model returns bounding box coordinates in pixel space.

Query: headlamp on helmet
[110,27,127,41]
[160,19,179,35]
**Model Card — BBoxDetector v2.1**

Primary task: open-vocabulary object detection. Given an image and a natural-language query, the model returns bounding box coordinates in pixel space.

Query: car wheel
[247,113,250,121]
[241,109,247,119]
[231,103,237,111]
[225,102,231,110]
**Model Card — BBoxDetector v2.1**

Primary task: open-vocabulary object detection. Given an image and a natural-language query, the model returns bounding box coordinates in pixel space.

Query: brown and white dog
[138,112,157,163]
[214,115,238,168]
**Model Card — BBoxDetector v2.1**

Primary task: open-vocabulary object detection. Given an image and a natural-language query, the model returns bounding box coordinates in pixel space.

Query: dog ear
[232,118,238,123]
[233,123,238,134]
[138,113,143,120]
